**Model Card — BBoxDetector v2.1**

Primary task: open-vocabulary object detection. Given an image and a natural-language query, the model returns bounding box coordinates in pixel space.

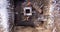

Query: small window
[24,7,32,16]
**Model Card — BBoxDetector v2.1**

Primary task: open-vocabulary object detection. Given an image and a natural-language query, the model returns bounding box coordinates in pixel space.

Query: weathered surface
[14,0,54,32]
[0,0,60,32]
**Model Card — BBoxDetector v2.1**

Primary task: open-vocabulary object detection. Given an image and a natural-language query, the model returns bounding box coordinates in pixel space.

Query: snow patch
[0,0,10,32]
